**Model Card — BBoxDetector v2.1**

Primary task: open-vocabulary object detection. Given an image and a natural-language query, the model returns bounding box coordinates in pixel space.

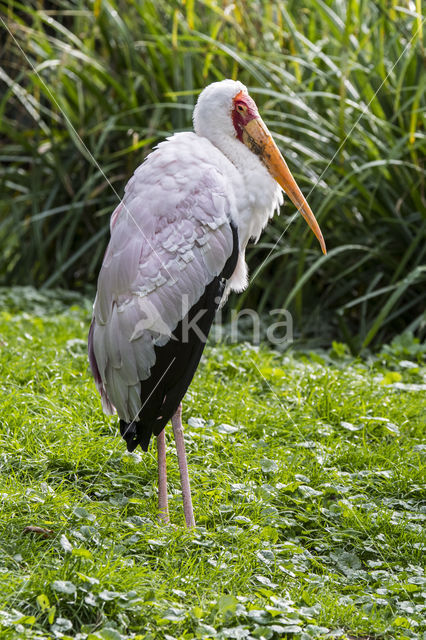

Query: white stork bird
[88,79,326,527]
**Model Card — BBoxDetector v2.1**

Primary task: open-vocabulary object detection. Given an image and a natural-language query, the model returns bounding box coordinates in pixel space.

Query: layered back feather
[89,132,239,430]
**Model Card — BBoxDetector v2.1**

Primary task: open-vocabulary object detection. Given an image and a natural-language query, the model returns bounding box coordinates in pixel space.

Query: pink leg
[157,430,169,524]
[171,404,195,528]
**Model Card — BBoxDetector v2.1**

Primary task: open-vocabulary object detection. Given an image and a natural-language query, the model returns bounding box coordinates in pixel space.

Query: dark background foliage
[0,0,425,351]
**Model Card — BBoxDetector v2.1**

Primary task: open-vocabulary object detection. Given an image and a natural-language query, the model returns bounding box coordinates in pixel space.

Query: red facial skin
[232,90,260,141]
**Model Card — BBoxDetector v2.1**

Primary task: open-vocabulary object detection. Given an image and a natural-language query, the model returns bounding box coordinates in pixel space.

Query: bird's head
[193,80,326,254]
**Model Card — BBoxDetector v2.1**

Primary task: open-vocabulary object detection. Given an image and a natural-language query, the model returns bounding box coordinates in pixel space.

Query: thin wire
[1,354,177,611]
[0,14,178,537]
[2,9,423,612]
[121,356,177,437]
[250,16,425,285]
[1,14,179,456]
[0,15,175,284]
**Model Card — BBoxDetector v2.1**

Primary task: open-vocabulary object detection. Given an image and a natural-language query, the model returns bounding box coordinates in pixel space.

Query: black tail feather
[118,223,239,452]
[120,419,152,452]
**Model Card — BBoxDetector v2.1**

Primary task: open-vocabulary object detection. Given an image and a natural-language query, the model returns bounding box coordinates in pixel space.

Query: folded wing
[88,133,239,447]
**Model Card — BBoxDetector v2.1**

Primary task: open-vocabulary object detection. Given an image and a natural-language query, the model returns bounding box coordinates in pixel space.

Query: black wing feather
[120,222,239,451]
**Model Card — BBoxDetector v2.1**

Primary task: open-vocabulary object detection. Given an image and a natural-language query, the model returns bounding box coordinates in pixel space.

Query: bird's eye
[237,104,245,113]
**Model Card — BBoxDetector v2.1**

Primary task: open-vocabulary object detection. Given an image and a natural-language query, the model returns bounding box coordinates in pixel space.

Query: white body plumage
[88,78,326,525]
[90,81,282,425]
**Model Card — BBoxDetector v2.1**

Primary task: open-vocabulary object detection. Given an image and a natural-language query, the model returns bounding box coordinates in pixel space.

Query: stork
[88,80,326,527]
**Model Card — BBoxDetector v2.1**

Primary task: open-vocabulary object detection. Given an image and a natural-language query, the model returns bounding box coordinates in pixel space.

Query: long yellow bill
[242,118,326,254]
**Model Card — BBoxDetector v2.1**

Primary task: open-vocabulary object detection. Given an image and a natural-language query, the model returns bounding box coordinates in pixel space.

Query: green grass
[0,289,425,639]
[0,0,425,350]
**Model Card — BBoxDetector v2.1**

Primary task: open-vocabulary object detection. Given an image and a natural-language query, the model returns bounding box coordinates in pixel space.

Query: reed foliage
[0,0,424,350]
